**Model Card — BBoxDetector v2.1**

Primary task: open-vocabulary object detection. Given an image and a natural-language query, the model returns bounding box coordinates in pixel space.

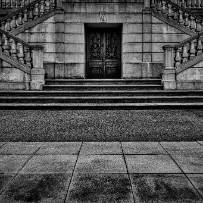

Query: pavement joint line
[197,141,203,147]
[63,142,83,203]
[0,142,8,148]
[120,142,136,203]
[158,142,203,200]
[0,145,42,195]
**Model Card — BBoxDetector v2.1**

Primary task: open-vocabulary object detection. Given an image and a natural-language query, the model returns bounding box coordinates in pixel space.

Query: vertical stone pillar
[162,45,177,90]
[30,46,45,90]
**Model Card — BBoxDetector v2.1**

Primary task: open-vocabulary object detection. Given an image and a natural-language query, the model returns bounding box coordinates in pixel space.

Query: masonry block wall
[17,0,190,79]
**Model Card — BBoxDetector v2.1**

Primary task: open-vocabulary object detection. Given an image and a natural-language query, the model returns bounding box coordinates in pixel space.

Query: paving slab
[172,154,203,173]
[0,173,72,203]
[66,173,134,203]
[0,142,41,155]
[75,155,127,173]
[125,155,181,173]
[187,174,203,198]
[160,142,203,155]
[79,142,122,155]
[130,174,202,202]
[0,155,30,174]
[121,142,166,154]
[20,155,77,174]
[36,142,82,155]
[0,173,15,193]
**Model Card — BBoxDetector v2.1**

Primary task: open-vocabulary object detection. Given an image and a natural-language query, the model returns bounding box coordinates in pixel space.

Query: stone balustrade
[0,0,56,32]
[173,0,203,9]
[151,0,203,33]
[163,33,203,69]
[0,0,56,9]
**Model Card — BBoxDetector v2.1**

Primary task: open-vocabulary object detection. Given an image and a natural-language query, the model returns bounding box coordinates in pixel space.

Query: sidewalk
[0,141,203,202]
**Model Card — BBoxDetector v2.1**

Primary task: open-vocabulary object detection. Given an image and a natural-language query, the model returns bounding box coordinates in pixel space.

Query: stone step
[0,102,203,110]
[1,96,203,103]
[42,84,163,91]
[1,90,203,97]
[45,79,162,85]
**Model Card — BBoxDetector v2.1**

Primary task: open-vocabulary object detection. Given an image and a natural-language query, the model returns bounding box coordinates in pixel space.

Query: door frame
[85,23,123,79]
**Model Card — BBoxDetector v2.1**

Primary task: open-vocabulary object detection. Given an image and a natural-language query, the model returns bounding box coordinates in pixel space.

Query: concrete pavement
[0,141,203,202]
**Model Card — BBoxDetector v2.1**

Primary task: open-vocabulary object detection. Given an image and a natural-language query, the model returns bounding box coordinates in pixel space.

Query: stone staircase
[1,79,203,109]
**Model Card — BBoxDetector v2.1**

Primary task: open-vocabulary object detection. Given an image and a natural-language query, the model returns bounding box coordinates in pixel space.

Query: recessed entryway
[85,24,122,79]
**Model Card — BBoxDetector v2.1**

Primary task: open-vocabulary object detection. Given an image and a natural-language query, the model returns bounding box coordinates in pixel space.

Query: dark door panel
[86,28,121,79]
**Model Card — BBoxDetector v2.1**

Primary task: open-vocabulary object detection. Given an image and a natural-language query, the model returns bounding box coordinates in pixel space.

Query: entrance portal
[86,26,121,79]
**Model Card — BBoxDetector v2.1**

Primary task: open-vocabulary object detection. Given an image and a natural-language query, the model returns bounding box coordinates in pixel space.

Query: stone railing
[149,0,203,33]
[0,0,55,9]
[163,32,203,69]
[0,0,56,32]
[0,28,43,69]
[173,0,203,9]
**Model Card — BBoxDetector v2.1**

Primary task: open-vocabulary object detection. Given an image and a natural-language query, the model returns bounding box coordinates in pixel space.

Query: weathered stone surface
[65,43,85,53]
[37,142,82,155]
[131,174,202,202]
[122,142,166,154]
[66,173,134,203]
[75,155,127,173]
[123,43,142,53]
[0,155,30,173]
[123,34,142,43]
[123,23,142,33]
[0,173,71,203]
[20,155,77,174]
[188,174,203,197]
[125,155,181,173]
[65,23,84,34]
[80,142,122,155]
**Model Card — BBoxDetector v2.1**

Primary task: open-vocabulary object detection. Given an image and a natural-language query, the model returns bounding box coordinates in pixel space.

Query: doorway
[86,24,122,79]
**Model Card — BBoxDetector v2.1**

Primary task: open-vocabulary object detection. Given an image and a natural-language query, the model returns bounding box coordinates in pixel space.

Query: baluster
[157,0,162,13]
[33,3,39,19]
[11,39,18,60]
[196,20,202,32]
[21,0,25,7]
[178,10,184,25]
[201,0,203,8]
[181,0,186,7]
[25,47,32,67]
[167,4,173,18]
[45,0,50,12]
[182,45,188,63]
[11,15,17,29]
[191,0,196,7]
[50,0,55,8]
[190,16,196,30]
[16,0,20,8]
[184,13,190,27]
[189,40,196,59]
[17,12,23,26]
[40,0,45,16]
[3,35,10,55]
[196,0,201,7]
[197,37,203,55]
[0,34,3,52]
[1,21,6,30]
[187,0,191,7]
[23,9,28,23]
[5,18,11,31]
[28,7,34,20]
[12,0,16,8]
[18,43,25,64]
[175,48,181,68]
[2,0,6,8]
[151,0,156,8]
[173,8,178,21]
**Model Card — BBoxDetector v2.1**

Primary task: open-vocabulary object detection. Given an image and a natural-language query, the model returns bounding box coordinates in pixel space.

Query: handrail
[0,28,43,50]
[157,0,203,22]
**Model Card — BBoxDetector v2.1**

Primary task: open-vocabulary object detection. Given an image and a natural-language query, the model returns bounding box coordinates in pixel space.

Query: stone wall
[17,0,190,79]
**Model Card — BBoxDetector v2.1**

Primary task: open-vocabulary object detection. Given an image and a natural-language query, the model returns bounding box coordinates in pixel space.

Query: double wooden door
[86,28,121,79]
